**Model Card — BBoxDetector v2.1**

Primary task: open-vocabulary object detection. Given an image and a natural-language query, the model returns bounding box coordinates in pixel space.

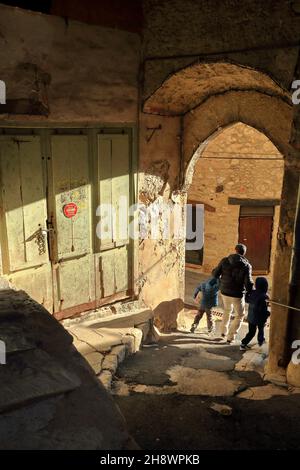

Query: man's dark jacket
[212,254,253,298]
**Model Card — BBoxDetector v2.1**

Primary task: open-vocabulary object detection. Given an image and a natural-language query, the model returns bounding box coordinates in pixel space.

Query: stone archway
[185,121,284,278]
[180,90,300,382]
[141,60,300,384]
[143,60,290,116]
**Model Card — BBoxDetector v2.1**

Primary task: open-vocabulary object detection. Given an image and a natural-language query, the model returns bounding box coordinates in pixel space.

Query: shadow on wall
[153,298,184,333]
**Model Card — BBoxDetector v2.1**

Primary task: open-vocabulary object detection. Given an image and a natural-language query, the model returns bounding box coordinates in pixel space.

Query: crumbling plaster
[138,113,184,331]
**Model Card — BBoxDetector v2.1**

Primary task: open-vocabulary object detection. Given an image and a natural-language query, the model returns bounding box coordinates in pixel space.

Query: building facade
[0,0,300,385]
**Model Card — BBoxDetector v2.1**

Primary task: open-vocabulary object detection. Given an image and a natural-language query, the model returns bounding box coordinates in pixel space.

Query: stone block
[102,354,118,374]
[84,352,104,375]
[98,371,112,391]
[111,344,127,364]
[72,337,95,355]
[86,309,153,330]
[121,328,143,353]
[68,326,121,352]
[136,321,150,341]
[122,335,135,354]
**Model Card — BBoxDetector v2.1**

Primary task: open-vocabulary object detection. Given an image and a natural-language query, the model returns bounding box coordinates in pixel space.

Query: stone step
[69,326,143,355]
[65,307,155,391]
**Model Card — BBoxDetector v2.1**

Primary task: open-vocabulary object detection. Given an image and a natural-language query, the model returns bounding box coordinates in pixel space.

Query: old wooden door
[49,131,132,318]
[239,215,273,273]
[0,130,133,318]
[48,134,94,315]
[0,135,53,310]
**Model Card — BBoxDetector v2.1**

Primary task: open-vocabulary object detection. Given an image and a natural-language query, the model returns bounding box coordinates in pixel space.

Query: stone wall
[143,0,300,100]
[188,123,284,275]
[0,4,140,123]
[138,113,184,331]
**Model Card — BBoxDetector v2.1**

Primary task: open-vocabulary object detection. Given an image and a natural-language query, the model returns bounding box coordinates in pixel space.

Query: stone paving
[112,317,300,449]
[64,307,154,390]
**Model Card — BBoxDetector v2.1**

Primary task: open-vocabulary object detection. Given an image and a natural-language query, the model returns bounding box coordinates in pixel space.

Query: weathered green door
[0,135,53,310]
[0,130,133,318]
[48,134,94,315]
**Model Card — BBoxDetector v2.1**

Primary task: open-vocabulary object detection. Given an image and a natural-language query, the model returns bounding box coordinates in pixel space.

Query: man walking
[212,244,253,343]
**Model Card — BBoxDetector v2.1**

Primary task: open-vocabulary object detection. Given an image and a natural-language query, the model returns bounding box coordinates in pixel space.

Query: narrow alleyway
[113,324,300,450]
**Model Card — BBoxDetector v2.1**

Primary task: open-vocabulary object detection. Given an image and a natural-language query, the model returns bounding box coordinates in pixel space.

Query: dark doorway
[185,203,204,266]
[239,206,274,274]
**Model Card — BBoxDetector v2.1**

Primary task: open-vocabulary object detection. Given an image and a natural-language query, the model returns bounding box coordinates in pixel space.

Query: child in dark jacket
[191,277,219,334]
[240,276,270,350]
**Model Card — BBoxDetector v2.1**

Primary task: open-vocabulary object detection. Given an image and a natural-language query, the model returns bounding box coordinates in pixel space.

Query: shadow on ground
[115,391,300,450]
[114,331,300,450]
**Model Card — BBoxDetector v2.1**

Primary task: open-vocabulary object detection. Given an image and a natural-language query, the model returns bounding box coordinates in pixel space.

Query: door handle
[40,228,54,236]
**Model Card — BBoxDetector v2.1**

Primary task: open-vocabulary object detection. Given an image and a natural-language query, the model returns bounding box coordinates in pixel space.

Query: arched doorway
[141,60,300,384]
[184,121,285,354]
[185,122,284,307]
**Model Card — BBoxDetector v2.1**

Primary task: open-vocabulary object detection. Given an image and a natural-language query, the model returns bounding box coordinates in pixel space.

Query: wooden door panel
[97,134,131,302]
[0,135,53,311]
[57,257,93,310]
[239,216,273,272]
[51,135,91,258]
[0,136,49,271]
[50,135,93,313]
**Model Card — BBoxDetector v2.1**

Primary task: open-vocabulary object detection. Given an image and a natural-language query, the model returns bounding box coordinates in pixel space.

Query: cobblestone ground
[113,324,300,450]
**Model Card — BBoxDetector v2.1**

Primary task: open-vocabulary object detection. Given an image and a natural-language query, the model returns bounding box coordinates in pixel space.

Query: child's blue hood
[248,277,269,306]
[208,277,218,287]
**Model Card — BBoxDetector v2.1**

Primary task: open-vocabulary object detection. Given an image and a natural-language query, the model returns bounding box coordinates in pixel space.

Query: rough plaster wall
[0,5,140,123]
[138,113,184,331]
[143,0,300,99]
[188,123,284,273]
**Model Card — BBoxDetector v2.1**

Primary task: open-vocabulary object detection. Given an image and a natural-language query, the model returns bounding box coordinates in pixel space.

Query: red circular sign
[63,203,78,219]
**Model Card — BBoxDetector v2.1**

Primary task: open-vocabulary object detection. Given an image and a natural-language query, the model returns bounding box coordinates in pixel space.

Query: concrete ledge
[68,324,146,390]
[75,308,153,330]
